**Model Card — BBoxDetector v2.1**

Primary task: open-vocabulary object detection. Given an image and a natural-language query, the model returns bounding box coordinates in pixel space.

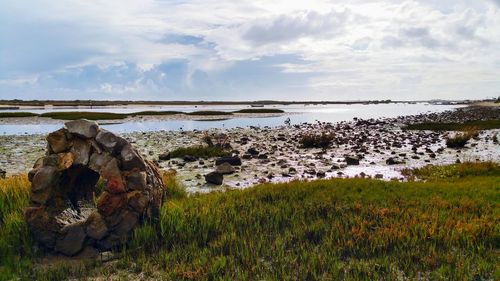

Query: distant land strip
[0,109,285,120]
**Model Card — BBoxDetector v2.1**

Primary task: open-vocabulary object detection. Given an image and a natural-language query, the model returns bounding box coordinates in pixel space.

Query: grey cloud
[402,27,440,48]
[243,9,350,45]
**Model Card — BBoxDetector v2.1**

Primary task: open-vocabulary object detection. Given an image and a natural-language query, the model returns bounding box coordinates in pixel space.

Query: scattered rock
[345,156,360,165]
[215,156,242,166]
[205,171,223,185]
[216,162,235,175]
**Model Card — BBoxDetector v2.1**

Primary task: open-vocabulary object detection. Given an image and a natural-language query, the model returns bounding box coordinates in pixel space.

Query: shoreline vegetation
[0,162,498,280]
[0,109,285,121]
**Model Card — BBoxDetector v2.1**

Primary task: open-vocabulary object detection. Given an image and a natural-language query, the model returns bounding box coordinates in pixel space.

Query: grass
[234,109,284,114]
[0,112,39,118]
[402,161,500,181]
[39,112,128,120]
[0,163,498,280]
[169,145,231,159]
[185,111,233,116]
[0,109,283,120]
[406,120,500,131]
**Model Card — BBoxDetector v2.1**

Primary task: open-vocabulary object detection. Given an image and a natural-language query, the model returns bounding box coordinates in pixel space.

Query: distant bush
[234,109,284,114]
[299,132,335,148]
[0,112,39,118]
[186,111,233,116]
[40,111,127,120]
[445,134,470,148]
[131,111,183,116]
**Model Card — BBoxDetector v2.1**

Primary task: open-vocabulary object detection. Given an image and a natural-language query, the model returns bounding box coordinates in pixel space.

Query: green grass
[1,163,498,280]
[234,109,284,114]
[402,161,500,181]
[39,111,128,120]
[186,111,233,116]
[169,145,231,158]
[0,112,39,118]
[130,111,183,116]
[406,120,500,131]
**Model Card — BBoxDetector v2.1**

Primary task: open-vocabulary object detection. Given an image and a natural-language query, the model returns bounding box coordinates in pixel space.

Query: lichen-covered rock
[24,120,164,256]
[65,119,99,138]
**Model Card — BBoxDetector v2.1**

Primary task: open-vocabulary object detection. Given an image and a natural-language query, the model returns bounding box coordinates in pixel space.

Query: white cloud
[0,0,499,100]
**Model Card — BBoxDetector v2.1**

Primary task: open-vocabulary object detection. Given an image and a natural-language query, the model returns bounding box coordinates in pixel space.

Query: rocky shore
[0,106,498,193]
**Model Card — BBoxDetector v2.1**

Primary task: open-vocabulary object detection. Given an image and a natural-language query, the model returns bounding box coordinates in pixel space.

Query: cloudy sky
[1,0,499,101]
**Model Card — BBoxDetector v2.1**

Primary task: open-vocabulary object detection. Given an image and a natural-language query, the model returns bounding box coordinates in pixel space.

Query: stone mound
[24,120,164,256]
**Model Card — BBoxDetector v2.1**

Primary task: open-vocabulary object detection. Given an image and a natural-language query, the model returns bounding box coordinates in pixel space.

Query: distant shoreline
[0,98,485,108]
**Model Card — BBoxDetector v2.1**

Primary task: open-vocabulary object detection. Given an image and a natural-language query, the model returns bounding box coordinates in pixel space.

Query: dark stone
[345,156,360,165]
[158,152,171,161]
[205,171,223,185]
[386,157,404,165]
[215,156,242,166]
[247,147,259,155]
[183,155,197,162]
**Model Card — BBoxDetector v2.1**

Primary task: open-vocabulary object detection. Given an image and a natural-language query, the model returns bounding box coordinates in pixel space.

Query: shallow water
[0,103,461,135]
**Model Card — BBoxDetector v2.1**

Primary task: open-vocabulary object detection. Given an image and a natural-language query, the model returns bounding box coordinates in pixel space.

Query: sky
[1,0,500,101]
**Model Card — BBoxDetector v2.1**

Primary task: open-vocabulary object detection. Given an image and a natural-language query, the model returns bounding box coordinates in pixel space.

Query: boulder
[205,171,223,185]
[215,156,242,166]
[216,162,235,174]
[65,119,98,138]
[86,212,108,240]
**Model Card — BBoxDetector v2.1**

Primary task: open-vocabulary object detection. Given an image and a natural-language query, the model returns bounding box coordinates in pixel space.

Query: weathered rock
[125,171,147,191]
[96,129,127,154]
[215,156,242,166]
[71,139,91,165]
[0,168,5,179]
[86,212,108,240]
[65,119,98,138]
[25,121,164,256]
[55,223,86,256]
[216,162,235,174]
[47,129,71,153]
[120,144,145,170]
[205,171,223,185]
